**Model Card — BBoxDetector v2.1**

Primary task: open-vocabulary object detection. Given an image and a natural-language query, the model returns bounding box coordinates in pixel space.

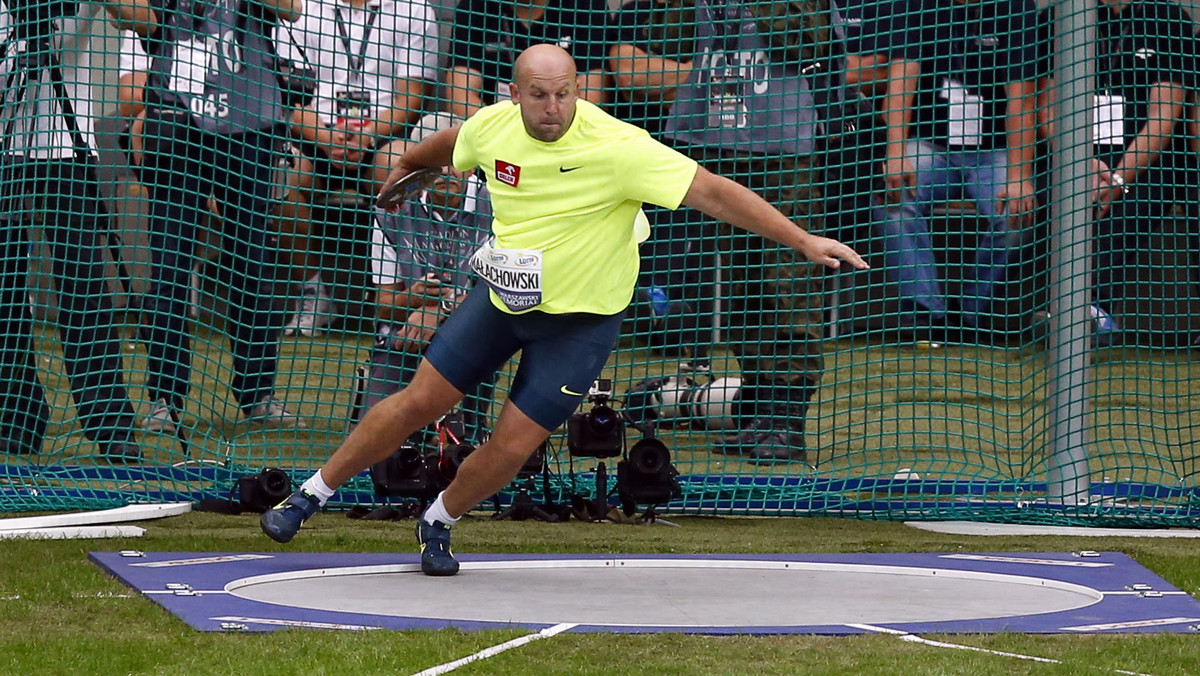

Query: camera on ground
[237,467,292,513]
[567,379,623,458]
[370,443,439,499]
[617,438,681,510]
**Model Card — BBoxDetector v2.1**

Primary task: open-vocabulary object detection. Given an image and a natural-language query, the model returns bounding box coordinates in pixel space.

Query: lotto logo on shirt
[495,160,521,187]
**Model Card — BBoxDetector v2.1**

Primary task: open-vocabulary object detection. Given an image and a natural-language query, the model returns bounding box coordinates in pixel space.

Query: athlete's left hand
[798,235,870,271]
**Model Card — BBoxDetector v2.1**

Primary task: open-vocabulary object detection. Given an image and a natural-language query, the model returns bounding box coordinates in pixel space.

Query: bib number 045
[190,93,230,118]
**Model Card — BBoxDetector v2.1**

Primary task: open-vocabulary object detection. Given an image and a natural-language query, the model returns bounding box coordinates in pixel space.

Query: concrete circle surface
[226,558,1104,628]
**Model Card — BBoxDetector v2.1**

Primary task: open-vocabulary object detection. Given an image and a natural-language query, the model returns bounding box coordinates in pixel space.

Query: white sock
[423,492,459,526]
[301,470,336,506]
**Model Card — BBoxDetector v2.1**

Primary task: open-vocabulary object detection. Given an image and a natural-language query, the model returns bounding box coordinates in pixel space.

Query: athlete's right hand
[798,234,870,271]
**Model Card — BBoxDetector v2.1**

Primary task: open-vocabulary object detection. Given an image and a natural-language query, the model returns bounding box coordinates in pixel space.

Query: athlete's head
[510,44,579,142]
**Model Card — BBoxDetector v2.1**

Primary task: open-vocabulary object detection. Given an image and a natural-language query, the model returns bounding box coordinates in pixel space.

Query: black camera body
[567,380,624,458]
[7,0,79,40]
[275,58,317,109]
[617,438,681,508]
[237,467,292,513]
[370,443,440,499]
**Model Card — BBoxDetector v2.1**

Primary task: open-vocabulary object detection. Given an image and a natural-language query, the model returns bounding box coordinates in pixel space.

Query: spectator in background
[607,0,709,364]
[609,0,849,464]
[351,113,495,444]
[106,0,308,434]
[443,0,615,119]
[608,0,695,136]
[854,0,1042,336]
[0,1,142,461]
[1083,0,1198,346]
[275,0,439,336]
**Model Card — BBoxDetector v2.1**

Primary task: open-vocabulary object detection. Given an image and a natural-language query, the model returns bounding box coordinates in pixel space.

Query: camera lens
[395,445,424,472]
[630,442,669,475]
[259,468,290,494]
[439,443,474,481]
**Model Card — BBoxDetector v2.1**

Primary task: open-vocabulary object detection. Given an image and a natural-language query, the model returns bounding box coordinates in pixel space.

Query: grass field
[21,320,1200,520]
[2,511,1200,675]
[9,313,1200,674]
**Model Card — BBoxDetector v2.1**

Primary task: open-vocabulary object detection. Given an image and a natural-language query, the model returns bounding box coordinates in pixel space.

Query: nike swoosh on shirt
[560,385,585,396]
[559,166,583,173]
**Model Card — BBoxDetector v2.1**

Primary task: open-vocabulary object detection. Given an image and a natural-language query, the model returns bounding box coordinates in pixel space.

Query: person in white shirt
[0,1,141,461]
[275,0,440,336]
[350,112,495,446]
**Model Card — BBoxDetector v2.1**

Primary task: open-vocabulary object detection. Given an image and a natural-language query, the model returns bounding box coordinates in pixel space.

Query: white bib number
[469,239,544,312]
[703,49,767,130]
[1093,94,1126,147]
[940,78,983,147]
[170,37,215,97]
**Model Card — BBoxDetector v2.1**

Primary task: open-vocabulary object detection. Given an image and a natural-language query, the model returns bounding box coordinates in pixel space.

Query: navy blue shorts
[424,285,624,431]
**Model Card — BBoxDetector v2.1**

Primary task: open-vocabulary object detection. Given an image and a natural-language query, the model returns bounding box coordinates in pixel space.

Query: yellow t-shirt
[453,100,699,315]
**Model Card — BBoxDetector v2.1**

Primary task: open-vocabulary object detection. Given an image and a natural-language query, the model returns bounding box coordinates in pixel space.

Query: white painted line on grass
[847,623,1155,676]
[407,623,578,676]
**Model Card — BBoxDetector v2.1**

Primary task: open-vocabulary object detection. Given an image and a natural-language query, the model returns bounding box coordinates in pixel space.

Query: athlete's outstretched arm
[378,126,460,198]
[680,166,869,271]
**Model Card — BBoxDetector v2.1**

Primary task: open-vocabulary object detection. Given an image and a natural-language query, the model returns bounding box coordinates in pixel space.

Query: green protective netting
[2,0,1200,525]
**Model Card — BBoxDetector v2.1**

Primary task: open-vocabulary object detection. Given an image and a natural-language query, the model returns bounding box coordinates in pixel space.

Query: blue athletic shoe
[416,514,460,576]
[260,488,321,543]
[1089,305,1119,348]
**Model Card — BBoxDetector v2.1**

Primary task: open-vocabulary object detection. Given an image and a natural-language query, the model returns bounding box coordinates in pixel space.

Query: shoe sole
[420,562,460,576]
[260,512,298,544]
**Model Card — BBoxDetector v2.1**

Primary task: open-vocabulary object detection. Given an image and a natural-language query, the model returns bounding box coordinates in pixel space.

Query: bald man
[262,45,869,576]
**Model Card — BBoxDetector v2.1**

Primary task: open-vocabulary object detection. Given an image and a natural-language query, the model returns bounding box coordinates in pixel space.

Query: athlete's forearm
[682,168,812,250]
[398,126,459,174]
